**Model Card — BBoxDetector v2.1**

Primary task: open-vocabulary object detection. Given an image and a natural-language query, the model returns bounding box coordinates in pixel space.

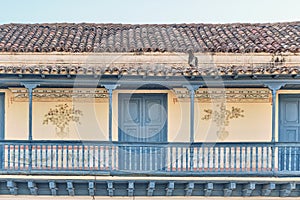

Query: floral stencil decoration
[43,104,83,138]
[202,102,244,140]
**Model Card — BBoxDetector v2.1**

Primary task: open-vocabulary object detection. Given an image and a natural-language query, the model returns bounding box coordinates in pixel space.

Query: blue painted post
[101,85,119,141]
[26,85,37,140]
[51,145,53,169]
[101,84,119,171]
[108,89,113,142]
[97,145,100,170]
[34,145,37,169]
[271,90,277,143]
[40,145,43,169]
[264,82,286,174]
[175,147,178,171]
[224,147,227,172]
[92,145,95,170]
[202,146,205,172]
[207,146,211,170]
[263,146,270,170]
[87,146,90,170]
[255,147,258,172]
[196,147,199,170]
[271,87,280,173]
[46,145,48,168]
[234,146,237,172]
[289,146,292,171]
[250,147,253,172]
[186,147,189,171]
[293,147,297,171]
[217,146,221,172]
[72,145,75,170]
[12,144,15,170]
[18,144,21,170]
[212,146,215,172]
[229,147,232,172]
[81,144,84,169]
[190,89,195,143]
[180,147,183,171]
[183,85,201,171]
[55,144,58,170]
[7,144,10,169]
[21,83,39,171]
[107,88,113,171]
[61,145,64,169]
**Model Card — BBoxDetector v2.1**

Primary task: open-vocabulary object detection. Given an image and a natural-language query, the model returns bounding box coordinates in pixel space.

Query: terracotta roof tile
[0,22,300,53]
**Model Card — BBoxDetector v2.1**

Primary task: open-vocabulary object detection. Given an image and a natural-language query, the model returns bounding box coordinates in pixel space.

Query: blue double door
[279,94,300,171]
[118,93,168,171]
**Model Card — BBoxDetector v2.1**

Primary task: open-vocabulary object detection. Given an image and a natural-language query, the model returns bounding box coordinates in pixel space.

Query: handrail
[0,140,276,145]
[0,141,299,176]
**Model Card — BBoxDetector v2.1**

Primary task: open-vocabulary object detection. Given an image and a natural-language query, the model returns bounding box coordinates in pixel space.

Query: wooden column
[101,84,119,171]
[264,82,286,173]
[264,83,286,142]
[183,85,202,142]
[21,82,39,170]
[101,84,119,141]
[183,84,202,171]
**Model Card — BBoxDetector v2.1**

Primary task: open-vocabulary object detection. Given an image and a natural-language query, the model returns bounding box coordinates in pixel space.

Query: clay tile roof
[0,22,300,53]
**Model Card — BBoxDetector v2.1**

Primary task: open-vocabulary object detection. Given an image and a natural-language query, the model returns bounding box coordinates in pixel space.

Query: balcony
[1,140,300,176]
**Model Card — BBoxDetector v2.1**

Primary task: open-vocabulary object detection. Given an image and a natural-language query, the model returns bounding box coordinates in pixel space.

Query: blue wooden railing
[0,140,299,176]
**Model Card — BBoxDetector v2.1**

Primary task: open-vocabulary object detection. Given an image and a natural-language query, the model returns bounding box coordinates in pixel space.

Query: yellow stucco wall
[5,90,109,140]
[196,102,272,142]
[3,88,274,142]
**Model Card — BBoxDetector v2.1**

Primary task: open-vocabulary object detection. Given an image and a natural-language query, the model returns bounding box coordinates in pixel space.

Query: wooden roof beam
[49,181,57,196]
[128,181,134,196]
[243,182,255,196]
[224,182,236,196]
[205,182,213,196]
[28,181,38,195]
[88,181,95,196]
[107,181,114,197]
[7,181,17,195]
[166,181,175,196]
[280,183,296,197]
[262,183,276,196]
[67,181,75,196]
[185,182,194,196]
[147,181,156,196]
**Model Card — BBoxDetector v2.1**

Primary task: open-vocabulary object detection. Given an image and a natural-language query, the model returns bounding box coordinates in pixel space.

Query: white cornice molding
[0,52,299,66]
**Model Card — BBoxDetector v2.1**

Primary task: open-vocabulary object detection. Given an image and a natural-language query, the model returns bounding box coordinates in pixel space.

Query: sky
[1,0,300,24]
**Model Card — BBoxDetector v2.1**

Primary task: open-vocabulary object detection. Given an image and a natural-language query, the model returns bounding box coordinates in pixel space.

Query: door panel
[279,96,300,142]
[284,101,299,124]
[280,127,298,142]
[119,97,142,142]
[286,128,298,141]
[279,95,300,171]
[118,93,167,171]
[144,98,167,142]
[124,99,141,123]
